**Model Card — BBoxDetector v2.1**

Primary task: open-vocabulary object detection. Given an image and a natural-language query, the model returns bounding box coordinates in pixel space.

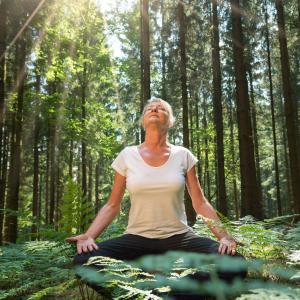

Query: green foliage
[58,178,95,235]
[0,241,75,300]
[1,215,300,299]
[194,215,289,259]
[76,251,299,300]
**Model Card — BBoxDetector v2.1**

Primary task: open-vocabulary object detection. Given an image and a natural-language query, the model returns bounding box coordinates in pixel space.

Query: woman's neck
[143,128,169,150]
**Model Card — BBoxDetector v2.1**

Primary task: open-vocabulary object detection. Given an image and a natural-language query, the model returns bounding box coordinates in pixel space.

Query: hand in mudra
[218,235,240,255]
[65,234,99,254]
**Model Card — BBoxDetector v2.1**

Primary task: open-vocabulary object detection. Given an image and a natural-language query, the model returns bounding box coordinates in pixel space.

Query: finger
[218,243,223,254]
[77,244,82,255]
[65,237,76,243]
[222,244,228,255]
[87,244,94,252]
[82,245,88,253]
[92,243,99,250]
[231,248,236,256]
[226,246,232,255]
[219,244,227,255]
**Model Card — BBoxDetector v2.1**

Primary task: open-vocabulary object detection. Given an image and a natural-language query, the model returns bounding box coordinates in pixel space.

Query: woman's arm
[65,171,126,253]
[185,166,237,255]
[85,172,126,238]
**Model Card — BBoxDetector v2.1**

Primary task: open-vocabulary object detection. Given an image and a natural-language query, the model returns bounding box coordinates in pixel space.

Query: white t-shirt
[111,144,198,239]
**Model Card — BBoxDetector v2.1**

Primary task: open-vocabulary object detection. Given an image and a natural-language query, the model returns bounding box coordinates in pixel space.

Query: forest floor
[0,215,300,300]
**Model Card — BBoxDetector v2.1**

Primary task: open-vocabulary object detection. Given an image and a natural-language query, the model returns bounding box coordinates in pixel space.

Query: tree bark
[95,158,101,213]
[195,96,202,183]
[88,156,93,204]
[263,0,282,216]
[69,140,73,178]
[0,123,8,244]
[275,0,300,213]
[298,0,300,36]
[230,0,263,219]
[4,39,26,242]
[0,0,7,128]
[140,0,150,142]
[0,0,7,245]
[160,0,167,100]
[49,84,57,225]
[203,95,211,201]
[81,63,87,201]
[248,65,263,214]
[31,72,41,239]
[211,0,227,216]
[45,136,50,224]
[228,88,239,219]
[178,0,196,225]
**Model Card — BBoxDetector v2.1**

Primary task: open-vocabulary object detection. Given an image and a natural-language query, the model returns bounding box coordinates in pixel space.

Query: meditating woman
[66,98,247,296]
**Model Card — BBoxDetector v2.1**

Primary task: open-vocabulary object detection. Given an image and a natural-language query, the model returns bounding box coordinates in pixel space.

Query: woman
[66,98,247,296]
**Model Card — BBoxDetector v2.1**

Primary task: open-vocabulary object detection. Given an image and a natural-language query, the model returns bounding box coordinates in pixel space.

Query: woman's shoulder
[119,145,137,155]
[171,144,192,154]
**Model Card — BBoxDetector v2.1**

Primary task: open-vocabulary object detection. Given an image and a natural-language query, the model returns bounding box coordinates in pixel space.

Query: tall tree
[230,0,263,219]
[31,69,41,239]
[275,0,300,213]
[140,0,150,142]
[211,0,227,216]
[0,0,8,245]
[4,38,27,242]
[263,0,281,215]
[178,0,196,225]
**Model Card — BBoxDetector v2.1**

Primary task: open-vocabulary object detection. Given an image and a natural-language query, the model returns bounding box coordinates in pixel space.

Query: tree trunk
[4,39,26,242]
[195,96,202,182]
[248,66,264,214]
[31,73,41,239]
[0,123,8,244]
[263,0,282,216]
[95,158,101,213]
[55,161,60,229]
[230,0,263,219]
[189,97,194,150]
[228,89,239,219]
[275,0,300,213]
[69,140,73,178]
[0,0,7,245]
[203,95,211,201]
[88,156,93,204]
[45,136,50,224]
[140,0,150,142]
[81,63,87,201]
[298,0,300,32]
[211,0,227,216]
[280,96,292,213]
[178,0,196,225]
[160,0,166,100]
[49,84,57,225]
[0,0,7,128]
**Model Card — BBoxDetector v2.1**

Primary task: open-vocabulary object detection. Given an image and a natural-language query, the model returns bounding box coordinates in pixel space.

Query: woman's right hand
[65,234,99,254]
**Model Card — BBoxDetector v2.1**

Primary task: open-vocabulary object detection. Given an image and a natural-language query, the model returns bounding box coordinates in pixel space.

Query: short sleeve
[111,149,127,177]
[185,149,198,173]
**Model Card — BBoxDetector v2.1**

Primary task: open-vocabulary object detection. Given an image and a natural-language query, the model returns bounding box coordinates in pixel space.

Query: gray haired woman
[66,98,247,297]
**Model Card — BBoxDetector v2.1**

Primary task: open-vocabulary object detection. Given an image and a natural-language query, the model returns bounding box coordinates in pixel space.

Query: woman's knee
[73,252,93,265]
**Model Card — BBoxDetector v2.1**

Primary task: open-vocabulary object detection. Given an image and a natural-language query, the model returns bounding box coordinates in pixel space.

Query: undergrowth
[0,215,299,299]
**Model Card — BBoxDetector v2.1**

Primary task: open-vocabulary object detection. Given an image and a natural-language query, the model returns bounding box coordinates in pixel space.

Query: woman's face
[142,102,170,130]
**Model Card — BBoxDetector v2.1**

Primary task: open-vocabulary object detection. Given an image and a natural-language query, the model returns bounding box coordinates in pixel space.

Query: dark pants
[73,231,247,298]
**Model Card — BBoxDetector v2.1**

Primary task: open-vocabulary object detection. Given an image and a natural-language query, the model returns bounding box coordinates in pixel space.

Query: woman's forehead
[146,101,165,108]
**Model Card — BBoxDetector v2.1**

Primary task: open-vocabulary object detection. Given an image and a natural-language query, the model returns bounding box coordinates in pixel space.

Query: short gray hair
[140,98,175,129]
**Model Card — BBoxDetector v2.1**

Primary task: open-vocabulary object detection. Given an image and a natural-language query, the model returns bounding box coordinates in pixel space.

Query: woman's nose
[151,107,158,112]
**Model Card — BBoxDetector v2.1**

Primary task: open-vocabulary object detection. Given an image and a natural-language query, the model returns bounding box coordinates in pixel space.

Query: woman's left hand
[218,235,238,255]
